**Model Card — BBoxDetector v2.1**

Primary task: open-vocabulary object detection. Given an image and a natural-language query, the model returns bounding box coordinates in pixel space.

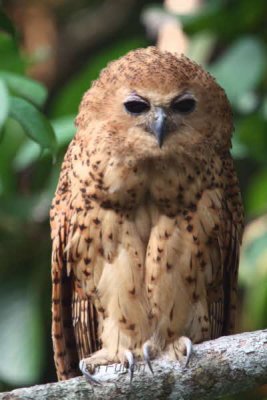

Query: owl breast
[98,155,205,216]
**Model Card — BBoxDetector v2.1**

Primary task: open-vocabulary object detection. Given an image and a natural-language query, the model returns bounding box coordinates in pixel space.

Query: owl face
[77,47,233,158]
[122,90,197,147]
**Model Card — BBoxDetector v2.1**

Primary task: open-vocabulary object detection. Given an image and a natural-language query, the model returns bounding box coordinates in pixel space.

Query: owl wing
[50,144,100,381]
[200,155,244,339]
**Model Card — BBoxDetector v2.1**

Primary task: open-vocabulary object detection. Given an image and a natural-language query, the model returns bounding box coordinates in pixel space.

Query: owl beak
[151,107,167,147]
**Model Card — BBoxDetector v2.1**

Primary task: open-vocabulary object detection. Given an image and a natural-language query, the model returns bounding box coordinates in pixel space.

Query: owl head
[76,47,233,158]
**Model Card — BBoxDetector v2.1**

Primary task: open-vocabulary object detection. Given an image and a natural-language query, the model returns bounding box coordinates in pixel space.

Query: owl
[50,47,244,383]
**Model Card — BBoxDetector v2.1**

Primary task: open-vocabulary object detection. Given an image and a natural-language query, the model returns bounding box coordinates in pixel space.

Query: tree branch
[1,330,267,400]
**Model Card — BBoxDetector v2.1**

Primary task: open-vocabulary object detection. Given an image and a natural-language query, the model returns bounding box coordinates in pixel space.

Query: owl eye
[171,96,196,114]
[124,100,150,115]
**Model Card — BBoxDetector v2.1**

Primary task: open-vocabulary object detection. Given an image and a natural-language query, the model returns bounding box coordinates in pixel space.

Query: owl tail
[52,265,79,380]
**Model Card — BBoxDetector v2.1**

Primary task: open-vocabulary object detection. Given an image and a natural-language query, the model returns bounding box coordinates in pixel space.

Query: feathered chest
[70,145,219,216]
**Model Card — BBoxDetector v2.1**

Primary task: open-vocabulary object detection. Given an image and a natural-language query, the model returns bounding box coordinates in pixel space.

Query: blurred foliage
[0,0,266,398]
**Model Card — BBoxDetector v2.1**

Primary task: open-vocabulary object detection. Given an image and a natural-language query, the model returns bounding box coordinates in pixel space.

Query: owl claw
[79,359,102,385]
[181,336,193,368]
[124,350,135,383]
[143,342,154,375]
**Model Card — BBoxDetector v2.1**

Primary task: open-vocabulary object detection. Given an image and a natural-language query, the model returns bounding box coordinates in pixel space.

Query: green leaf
[0,118,25,195]
[209,37,265,104]
[13,141,41,171]
[52,115,76,146]
[0,71,48,107]
[9,96,57,154]
[13,115,75,170]
[0,79,9,131]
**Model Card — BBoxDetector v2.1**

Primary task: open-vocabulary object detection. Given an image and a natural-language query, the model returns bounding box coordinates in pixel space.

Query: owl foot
[79,342,160,384]
[79,348,141,385]
[167,336,193,368]
[79,348,111,385]
[79,359,102,385]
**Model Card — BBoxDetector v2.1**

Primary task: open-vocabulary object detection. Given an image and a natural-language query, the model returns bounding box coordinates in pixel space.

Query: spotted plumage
[50,47,244,380]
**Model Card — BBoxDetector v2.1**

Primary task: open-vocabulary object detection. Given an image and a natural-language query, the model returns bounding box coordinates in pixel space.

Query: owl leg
[166,336,193,367]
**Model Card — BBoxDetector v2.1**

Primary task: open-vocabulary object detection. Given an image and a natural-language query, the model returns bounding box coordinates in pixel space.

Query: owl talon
[143,342,154,375]
[180,336,193,368]
[79,359,102,385]
[124,350,135,383]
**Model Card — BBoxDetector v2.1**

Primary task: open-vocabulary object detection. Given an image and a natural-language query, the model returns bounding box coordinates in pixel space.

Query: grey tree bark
[1,329,266,400]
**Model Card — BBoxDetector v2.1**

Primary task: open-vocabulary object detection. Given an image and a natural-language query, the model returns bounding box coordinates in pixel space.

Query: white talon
[124,350,135,383]
[181,336,193,367]
[143,342,154,374]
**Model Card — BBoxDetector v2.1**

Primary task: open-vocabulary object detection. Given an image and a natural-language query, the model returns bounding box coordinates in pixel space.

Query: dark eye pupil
[124,100,150,114]
[172,98,196,114]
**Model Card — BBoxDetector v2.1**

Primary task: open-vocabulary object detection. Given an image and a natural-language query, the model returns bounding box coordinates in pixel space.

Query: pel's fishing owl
[50,47,244,382]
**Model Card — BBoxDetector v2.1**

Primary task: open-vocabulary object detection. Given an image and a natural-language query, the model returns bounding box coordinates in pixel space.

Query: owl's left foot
[166,336,193,367]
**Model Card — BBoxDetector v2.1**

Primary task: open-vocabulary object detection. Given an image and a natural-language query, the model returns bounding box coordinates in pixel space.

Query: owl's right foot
[79,348,111,385]
[79,345,154,385]
[79,359,102,385]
